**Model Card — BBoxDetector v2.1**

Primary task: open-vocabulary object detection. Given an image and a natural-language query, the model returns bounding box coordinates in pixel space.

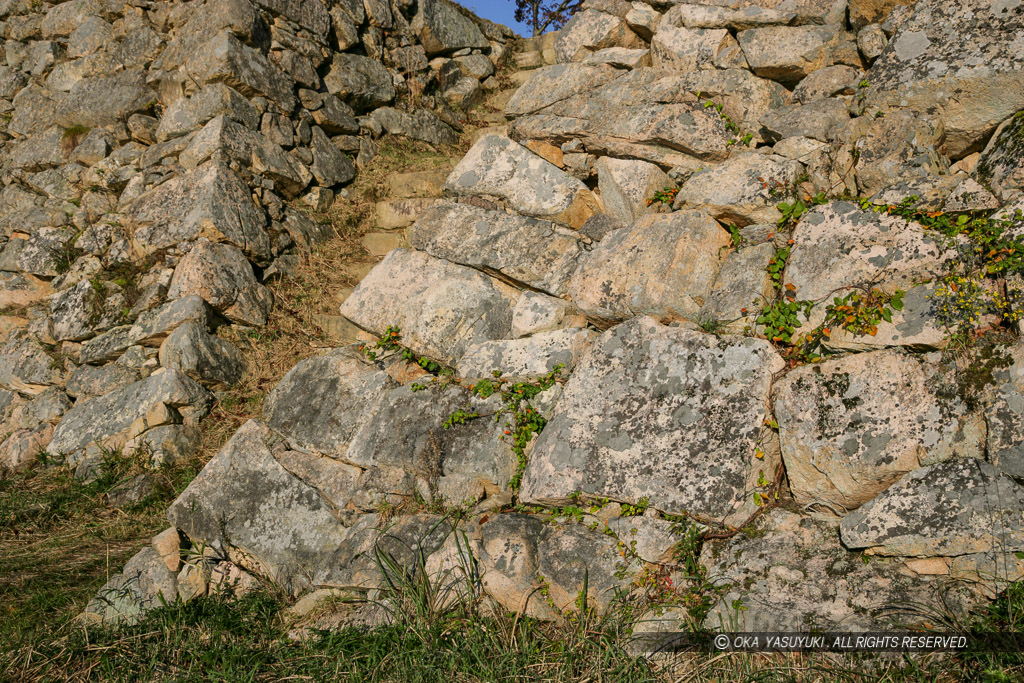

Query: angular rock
[737,25,839,85]
[582,47,651,68]
[520,317,785,526]
[976,112,1024,201]
[761,99,850,143]
[651,26,744,71]
[179,117,311,199]
[47,370,212,460]
[309,126,356,187]
[126,162,270,263]
[554,10,637,63]
[416,0,489,56]
[263,350,394,459]
[339,249,520,366]
[375,198,439,230]
[567,211,730,322]
[407,201,584,296]
[167,420,350,592]
[0,271,52,309]
[785,201,957,302]
[185,32,296,113]
[674,153,801,226]
[862,0,1024,158]
[371,107,458,146]
[83,547,178,625]
[456,329,596,381]
[0,332,63,396]
[849,0,916,28]
[324,53,396,112]
[504,63,619,117]
[597,157,670,225]
[66,363,140,401]
[699,509,979,632]
[775,349,983,511]
[667,3,796,30]
[699,242,775,331]
[444,135,593,227]
[840,459,1024,558]
[159,322,245,389]
[55,69,154,128]
[167,242,273,327]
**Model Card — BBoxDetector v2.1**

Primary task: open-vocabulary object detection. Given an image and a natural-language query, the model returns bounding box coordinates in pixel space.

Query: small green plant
[756,298,813,345]
[931,274,1023,335]
[358,326,448,375]
[776,198,808,227]
[646,186,678,206]
[620,497,649,517]
[766,247,789,290]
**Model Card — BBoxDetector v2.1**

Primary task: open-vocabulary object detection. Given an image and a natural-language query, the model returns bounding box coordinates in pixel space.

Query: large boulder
[861,0,1024,159]
[54,68,154,128]
[981,341,1024,480]
[185,32,296,113]
[339,249,520,367]
[47,370,212,460]
[504,64,619,117]
[444,135,596,228]
[785,201,958,302]
[774,349,984,512]
[415,0,489,56]
[167,242,273,327]
[737,25,840,85]
[167,420,351,593]
[520,317,785,526]
[596,157,670,226]
[554,9,639,63]
[263,350,393,459]
[840,459,1024,559]
[324,53,396,112]
[674,153,801,226]
[698,509,980,632]
[126,162,270,263]
[406,201,584,297]
[976,112,1024,201]
[509,68,734,169]
[567,210,730,322]
[0,332,64,396]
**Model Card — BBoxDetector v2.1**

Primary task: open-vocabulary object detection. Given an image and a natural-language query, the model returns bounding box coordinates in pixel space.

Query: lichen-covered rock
[666,3,796,30]
[82,546,178,625]
[774,349,984,512]
[406,201,584,296]
[567,210,730,322]
[651,26,745,71]
[344,383,517,496]
[444,135,594,227]
[263,350,394,459]
[0,272,52,309]
[737,25,840,85]
[554,9,638,63]
[976,112,1024,201]
[126,162,270,263]
[370,107,459,146]
[982,341,1024,480]
[415,0,489,56]
[760,98,850,143]
[509,67,735,168]
[520,317,785,526]
[49,278,127,343]
[840,459,1024,558]
[155,83,259,143]
[838,109,947,196]
[324,52,396,112]
[158,322,245,389]
[699,509,980,632]
[785,201,957,301]
[512,292,584,338]
[861,0,1024,159]
[167,420,351,593]
[0,331,64,396]
[456,328,596,381]
[699,242,775,332]
[674,153,801,226]
[47,370,212,461]
[504,63,619,117]
[340,249,520,366]
[185,32,296,113]
[167,242,273,327]
[791,65,862,103]
[596,157,669,226]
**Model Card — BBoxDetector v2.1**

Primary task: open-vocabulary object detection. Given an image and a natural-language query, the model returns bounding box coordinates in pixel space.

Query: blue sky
[462,1,531,36]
